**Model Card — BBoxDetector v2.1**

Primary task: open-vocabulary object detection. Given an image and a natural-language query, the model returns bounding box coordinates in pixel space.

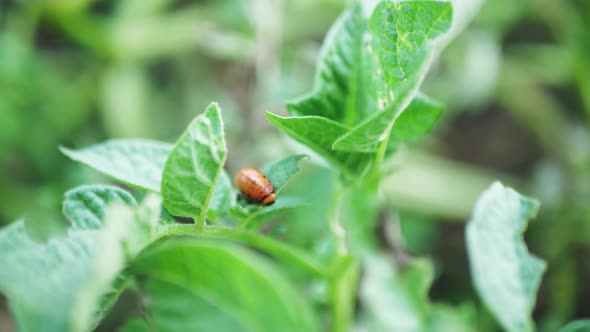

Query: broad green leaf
[208,169,234,219]
[559,320,590,332]
[0,195,162,332]
[287,4,381,124]
[133,239,321,332]
[137,279,248,332]
[428,304,476,332]
[361,257,433,332]
[361,256,476,332]
[244,196,307,229]
[60,139,173,192]
[334,94,443,153]
[261,154,308,192]
[161,102,227,224]
[386,94,443,153]
[230,155,308,227]
[163,225,328,278]
[63,185,137,230]
[266,113,371,176]
[72,195,163,331]
[466,182,546,332]
[118,318,150,332]
[333,1,453,153]
[0,221,97,332]
[370,1,453,90]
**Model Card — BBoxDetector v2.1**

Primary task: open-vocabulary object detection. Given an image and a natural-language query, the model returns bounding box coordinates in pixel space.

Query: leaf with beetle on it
[60,139,173,192]
[232,154,308,227]
[161,102,227,224]
[207,169,235,219]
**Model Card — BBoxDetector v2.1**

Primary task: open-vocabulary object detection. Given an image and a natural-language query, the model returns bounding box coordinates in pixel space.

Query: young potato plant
[1,0,587,332]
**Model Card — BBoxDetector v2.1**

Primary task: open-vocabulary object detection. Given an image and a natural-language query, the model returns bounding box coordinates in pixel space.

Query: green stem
[368,127,391,193]
[163,225,328,278]
[330,255,360,332]
[328,134,390,332]
[327,181,360,332]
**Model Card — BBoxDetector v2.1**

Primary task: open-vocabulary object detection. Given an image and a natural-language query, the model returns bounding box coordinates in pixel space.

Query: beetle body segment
[235,168,276,205]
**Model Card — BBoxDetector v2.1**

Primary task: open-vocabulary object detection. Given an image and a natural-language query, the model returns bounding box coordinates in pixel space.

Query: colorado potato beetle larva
[235,168,276,205]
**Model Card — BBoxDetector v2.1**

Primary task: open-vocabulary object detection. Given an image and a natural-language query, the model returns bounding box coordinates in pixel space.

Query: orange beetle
[235,168,276,205]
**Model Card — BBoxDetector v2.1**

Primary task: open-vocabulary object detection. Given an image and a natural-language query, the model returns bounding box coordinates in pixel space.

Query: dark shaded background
[1,0,590,331]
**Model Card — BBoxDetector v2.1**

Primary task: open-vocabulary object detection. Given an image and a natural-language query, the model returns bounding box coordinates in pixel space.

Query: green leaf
[161,102,227,225]
[133,238,321,332]
[466,182,546,332]
[72,195,163,331]
[361,256,433,332]
[138,279,248,332]
[386,94,443,152]
[208,169,235,219]
[559,320,590,332]
[287,4,379,124]
[230,154,308,227]
[266,113,371,176]
[332,1,453,153]
[60,139,173,192]
[118,318,150,332]
[0,221,97,332]
[261,154,308,192]
[0,195,162,332]
[370,1,453,90]
[361,256,477,332]
[63,185,137,230]
[243,196,307,229]
[334,94,443,153]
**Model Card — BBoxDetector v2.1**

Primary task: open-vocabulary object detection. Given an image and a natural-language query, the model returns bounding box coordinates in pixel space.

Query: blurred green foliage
[2,0,590,331]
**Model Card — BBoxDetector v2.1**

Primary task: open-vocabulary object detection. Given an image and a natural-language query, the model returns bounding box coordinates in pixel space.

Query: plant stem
[330,255,360,332]
[368,127,391,194]
[329,135,390,332]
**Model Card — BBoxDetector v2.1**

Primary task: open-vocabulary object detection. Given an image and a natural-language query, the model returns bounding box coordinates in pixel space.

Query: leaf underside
[466,182,546,332]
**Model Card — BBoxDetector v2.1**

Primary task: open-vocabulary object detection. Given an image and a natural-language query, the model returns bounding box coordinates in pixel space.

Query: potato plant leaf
[231,155,307,227]
[361,256,475,332]
[386,94,443,154]
[133,239,321,332]
[286,4,380,124]
[60,140,173,192]
[131,279,247,332]
[63,185,137,230]
[0,194,161,332]
[466,182,546,332]
[559,320,590,332]
[243,196,307,229]
[261,154,308,192]
[266,113,371,176]
[161,102,227,224]
[332,1,452,153]
[207,169,234,219]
